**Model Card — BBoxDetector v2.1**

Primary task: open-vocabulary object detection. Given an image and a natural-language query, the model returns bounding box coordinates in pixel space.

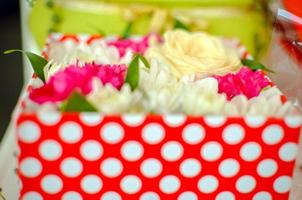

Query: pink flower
[29,63,126,104]
[214,67,270,100]
[107,34,161,57]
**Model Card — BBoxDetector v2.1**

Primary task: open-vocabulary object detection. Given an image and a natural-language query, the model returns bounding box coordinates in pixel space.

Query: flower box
[15,33,302,200]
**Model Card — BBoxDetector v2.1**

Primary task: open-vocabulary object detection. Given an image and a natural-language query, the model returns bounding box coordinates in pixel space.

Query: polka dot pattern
[222,124,245,145]
[100,122,124,144]
[81,175,103,194]
[20,157,42,178]
[142,123,165,144]
[18,121,41,143]
[80,140,103,161]
[60,157,83,178]
[101,158,123,178]
[40,175,63,194]
[59,122,83,144]
[17,114,301,200]
[62,191,83,200]
[79,113,103,126]
[179,158,201,178]
[120,175,142,194]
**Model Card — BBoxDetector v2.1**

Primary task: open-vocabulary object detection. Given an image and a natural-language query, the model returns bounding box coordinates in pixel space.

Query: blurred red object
[283,0,302,40]
[277,1,302,64]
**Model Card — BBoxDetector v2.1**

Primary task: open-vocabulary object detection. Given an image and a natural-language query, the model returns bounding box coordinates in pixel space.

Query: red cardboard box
[17,113,302,200]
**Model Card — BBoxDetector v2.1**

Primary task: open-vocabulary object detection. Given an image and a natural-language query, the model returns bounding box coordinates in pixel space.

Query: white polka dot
[244,116,266,128]
[182,124,205,145]
[179,158,201,178]
[101,191,121,200]
[22,191,43,200]
[262,125,284,145]
[215,191,235,200]
[200,142,223,161]
[236,175,256,193]
[59,122,83,144]
[219,159,240,178]
[285,116,302,128]
[100,158,123,178]
[79,113,103,126]
[222,124,245,145]
[240,142,262,161]
[257,159,278,178]
[62,191,83,200]
[80,140,103,161]
[18,121,41,143]
[41,175,63,194]
[204,116,226,127]
[159,175,181,194]
[140,192,160,200]
[163,115,187,127]
[178,191,198,200]
[60,157,83,177]
[122,115,145,126]
[101,123,124,144]
[38,112,62,125]
[140,158,162,178]
[161,141,184,161]
[39,140,62,161]
[121,141,144,161]
[273,176,292,193]
[81,175,103,194]
[20,157,42,178]
[120,175,142,194]
[198,175,219,194]
[253,191,272,200]
[279,142,298,162]
[142,123,165,144]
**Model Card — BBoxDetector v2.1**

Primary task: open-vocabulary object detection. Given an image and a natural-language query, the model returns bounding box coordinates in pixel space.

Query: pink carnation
[214,67,270,100]
[107,34,161,57]
[29,63,126,104]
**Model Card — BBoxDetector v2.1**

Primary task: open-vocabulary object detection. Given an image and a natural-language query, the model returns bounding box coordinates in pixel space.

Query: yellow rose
[146,30,241,78]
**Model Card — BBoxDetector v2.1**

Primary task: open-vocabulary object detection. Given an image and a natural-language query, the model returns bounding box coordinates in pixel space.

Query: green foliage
[173,19,189,31]
[242,59,274,73]
[125,54,150,91]
[61,92,97,112]
[4,49,48,82]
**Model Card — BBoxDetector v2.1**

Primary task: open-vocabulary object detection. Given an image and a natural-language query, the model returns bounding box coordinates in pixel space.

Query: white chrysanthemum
[44,41,133,81]
[181,78,227,115]
[227,87,296,117]
[143,84,182,114]
[87,79,144,114]
[139,58,177,91]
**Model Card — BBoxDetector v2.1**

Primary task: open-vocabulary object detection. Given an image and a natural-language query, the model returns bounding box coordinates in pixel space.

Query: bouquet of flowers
[19,30,296,117]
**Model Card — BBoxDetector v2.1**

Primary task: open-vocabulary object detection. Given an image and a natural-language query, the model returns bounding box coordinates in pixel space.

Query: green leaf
[137,54,150,69]
[173,19,189,31]
[61,92,97,112]
[4,49,48,81]
[242,59,274,73]
[125,54,151,91]
[125,55,140,91]
[122,21,133,39]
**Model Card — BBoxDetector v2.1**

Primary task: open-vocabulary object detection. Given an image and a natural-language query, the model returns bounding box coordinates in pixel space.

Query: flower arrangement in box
[10,29,302,200]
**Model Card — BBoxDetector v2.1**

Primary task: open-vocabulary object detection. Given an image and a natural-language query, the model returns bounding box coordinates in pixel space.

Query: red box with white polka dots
[16,113,302,200]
